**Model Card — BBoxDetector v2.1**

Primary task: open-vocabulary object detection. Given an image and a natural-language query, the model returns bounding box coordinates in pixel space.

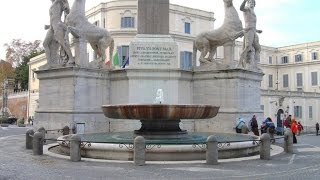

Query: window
[268,75,273,88]
[260,105,264,111]
[185,22,191,34]
[103,18,106,28]
[117,46,129,67]
[281,56,289,64]
[268,56,272,64]
[309,106,313,119]
[180,51,192,70]
[312,52,318,60]
[311,72,318,86]
[295,54,303,62]
[283,74,289,88]
[296,73,303,87]
[121,17,135,28]
[294,106,302,118]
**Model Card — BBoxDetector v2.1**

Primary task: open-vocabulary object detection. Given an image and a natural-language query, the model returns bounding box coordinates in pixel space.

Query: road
[1,126,320,180]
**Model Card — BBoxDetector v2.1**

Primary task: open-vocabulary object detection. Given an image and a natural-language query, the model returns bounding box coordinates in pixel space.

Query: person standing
[285,115,292,128]
[291,118,298,144]
[297,122,304,136]
[250,115,259,136]
[316,122,319,136]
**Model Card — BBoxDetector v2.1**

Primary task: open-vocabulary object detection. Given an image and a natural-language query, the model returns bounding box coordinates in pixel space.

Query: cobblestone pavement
[1,126,320,180]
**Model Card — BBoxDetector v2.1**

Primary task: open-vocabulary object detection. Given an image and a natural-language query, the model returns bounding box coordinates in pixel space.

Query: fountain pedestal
[135,119,187,136]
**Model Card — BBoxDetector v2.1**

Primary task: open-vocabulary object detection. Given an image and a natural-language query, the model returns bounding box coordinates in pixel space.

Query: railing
[26,128,293,166]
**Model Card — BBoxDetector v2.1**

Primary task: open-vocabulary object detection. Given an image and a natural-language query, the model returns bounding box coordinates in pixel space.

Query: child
[297,122,304,136]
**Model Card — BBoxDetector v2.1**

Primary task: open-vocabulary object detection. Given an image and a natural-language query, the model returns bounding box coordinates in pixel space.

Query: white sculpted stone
[193,0,243,67]
[43,0,74,68]
[65,0,114,68]
[237,0,262,70]
[154,89,164,104]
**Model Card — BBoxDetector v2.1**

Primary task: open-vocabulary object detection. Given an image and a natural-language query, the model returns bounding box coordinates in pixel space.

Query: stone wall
[0,92,28,119]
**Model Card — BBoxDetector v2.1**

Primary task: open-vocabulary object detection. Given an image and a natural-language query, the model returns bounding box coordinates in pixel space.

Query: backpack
[266,121,275,128]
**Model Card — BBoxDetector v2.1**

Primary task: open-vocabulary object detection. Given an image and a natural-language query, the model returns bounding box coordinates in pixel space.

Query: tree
[14,51,43,91]
[4,39,42,66]
[0,60,15,85]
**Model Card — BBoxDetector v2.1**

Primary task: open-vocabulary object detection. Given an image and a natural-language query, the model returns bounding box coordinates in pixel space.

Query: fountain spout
[154,89,164,104]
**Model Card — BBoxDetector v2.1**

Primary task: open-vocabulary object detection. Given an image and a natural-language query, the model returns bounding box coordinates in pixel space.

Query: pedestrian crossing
[296,144,320,153]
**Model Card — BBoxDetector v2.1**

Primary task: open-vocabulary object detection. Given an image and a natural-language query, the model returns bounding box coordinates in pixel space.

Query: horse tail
[193,40,197,67]
[109,38,114,63]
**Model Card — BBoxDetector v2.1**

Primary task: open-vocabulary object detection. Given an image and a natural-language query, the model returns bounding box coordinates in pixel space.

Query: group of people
[235,114,309,144]
[235,115,272,137]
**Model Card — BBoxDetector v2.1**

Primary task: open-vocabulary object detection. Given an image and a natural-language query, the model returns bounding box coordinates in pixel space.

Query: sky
[0,0,319,60]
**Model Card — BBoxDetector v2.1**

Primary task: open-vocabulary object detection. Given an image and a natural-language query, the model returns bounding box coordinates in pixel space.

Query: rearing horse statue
[193,0,243,65]
[65,0,114,67]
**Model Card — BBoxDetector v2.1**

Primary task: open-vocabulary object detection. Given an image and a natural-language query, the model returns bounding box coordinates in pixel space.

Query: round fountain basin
[102,104,220,120]
[102,104,220,136]
[57,132,260,161]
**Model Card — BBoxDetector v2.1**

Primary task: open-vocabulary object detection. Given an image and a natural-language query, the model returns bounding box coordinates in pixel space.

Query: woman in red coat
[291,119,298,144]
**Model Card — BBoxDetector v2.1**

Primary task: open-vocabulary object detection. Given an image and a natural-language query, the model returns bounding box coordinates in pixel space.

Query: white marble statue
[43,0,75,67]
[193,0,243,66]
[65,0,114,67]
[237,0,262,70]
[154,89,164,104]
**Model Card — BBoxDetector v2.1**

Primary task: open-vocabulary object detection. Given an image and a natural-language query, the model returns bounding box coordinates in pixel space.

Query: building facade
[28,0,320,128]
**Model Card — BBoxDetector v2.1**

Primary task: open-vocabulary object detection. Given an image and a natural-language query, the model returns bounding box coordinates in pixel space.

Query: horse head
[223,0,233,7]
[60,0,70,14]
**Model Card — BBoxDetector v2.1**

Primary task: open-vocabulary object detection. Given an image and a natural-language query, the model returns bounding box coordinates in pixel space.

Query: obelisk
[138,0,169,35]
[129,0,178,69]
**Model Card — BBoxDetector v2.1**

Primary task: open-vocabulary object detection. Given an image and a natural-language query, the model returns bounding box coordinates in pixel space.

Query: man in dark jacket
[316,123,319,136]
[250,115,259,136]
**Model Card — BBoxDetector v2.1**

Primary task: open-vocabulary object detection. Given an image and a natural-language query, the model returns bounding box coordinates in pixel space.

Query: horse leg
[208,46,217,62]
[55,28,74,65]
[200,47,209,64]
[199,39,210,64]
[98,39,108,62]
[90,43,100,60]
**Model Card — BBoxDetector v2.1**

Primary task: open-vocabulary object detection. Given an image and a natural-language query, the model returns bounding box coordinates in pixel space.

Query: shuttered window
[311,72,318,86]
[283,74,289,88]
[296,73,303,87]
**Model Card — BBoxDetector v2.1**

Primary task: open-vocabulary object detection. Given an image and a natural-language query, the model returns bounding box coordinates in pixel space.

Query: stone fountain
[57,90,259,161]
[40,0,263,161]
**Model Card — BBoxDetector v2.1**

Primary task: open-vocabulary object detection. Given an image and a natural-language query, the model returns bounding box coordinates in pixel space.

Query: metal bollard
[26,129,35,149]
[260,133,271,160]
[70,135,81,162]
[134,136,145,166]
[284,128,293,153]
[33,132,45,155]
[62,126,70,135]
[206,135,218,165]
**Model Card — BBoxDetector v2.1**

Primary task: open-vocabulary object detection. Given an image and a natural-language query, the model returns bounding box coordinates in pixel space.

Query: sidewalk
[1,129,320,180]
